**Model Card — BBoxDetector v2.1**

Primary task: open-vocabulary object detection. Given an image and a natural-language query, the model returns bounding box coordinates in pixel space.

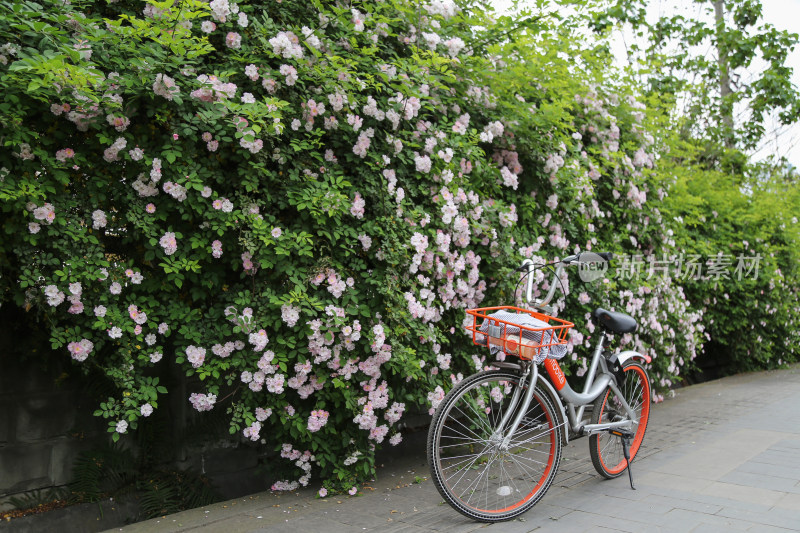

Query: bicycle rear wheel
[589,361,651,478]
[427,370,562,522]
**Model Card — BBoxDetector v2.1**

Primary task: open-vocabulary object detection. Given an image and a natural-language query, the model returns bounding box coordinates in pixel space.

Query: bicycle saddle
[593,307,637,334]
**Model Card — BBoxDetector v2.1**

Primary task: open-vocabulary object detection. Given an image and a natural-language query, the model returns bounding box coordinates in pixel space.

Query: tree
[588,0,800,152]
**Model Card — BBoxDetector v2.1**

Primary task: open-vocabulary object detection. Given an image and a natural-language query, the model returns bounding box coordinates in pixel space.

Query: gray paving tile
[720,470,800,493]
[398,508,475,528]
[743,525,797,533]
[770,439,800,451]
[736,460,800,480]
[715,505,800,530]
[655,508,753,531]
[641,485,770,513]
[380,523,440,533]
[774,492,800,512]
[336,508,400,528]
[530,501,574,519]
[576,495,673,524]
[251,515,354,532]
[430,520,487,532]
[478,518,542,533]
[542,509,656,533]
[747,449,800,466]
[638,493,723,514]
[484,514,561,533]
[690,524,745,533]
[579,481,655,501]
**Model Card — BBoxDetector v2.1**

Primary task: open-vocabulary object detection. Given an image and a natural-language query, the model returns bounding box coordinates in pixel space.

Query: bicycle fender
[536,374,569,446]
[616,350,652,365]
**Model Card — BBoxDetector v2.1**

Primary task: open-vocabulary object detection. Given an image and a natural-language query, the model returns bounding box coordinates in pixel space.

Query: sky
[489,0,800,169]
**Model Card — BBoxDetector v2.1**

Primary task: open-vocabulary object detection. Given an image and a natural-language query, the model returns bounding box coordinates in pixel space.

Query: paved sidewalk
[110,365,800,533]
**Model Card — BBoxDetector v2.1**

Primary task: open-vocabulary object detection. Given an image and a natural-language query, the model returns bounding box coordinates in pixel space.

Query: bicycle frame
[544,333,638,436]
[495,333,637,449]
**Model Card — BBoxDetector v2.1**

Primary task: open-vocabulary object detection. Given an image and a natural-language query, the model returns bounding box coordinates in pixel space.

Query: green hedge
[0,0,795,493]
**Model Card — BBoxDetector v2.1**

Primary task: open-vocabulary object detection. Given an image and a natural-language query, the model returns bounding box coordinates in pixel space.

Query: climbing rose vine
[7,0,791,494]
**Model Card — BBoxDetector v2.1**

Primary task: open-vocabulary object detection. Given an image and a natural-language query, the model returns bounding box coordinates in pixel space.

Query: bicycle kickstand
[609,429,636,490]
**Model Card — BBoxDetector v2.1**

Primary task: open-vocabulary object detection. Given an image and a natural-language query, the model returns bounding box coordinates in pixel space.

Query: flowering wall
[1,0,795,493]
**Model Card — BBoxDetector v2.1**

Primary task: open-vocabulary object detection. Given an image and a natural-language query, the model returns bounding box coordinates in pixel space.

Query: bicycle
[427,252,652,522]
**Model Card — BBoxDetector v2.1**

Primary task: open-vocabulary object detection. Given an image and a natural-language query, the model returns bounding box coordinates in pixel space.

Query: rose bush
[1,0,796,493]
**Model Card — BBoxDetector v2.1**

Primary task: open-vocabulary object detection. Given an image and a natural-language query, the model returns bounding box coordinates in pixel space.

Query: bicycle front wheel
[427,370,563,522]
[589,361,651,478]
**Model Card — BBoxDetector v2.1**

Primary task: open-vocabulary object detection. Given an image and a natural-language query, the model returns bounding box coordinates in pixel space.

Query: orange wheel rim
[598,365,650,475]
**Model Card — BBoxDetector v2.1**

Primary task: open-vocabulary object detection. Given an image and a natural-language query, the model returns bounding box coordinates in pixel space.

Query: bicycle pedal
[609,429,634,440]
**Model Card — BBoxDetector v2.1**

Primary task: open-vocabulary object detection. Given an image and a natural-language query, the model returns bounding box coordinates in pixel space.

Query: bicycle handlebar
[522,251,613,310]
[561,251,614,265]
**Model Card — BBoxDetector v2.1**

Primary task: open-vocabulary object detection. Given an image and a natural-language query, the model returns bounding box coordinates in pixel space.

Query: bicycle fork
[492,364,539,451]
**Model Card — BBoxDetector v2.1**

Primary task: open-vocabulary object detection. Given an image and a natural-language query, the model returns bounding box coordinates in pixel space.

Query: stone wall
[0,307,265,514]
[0,308,106,510]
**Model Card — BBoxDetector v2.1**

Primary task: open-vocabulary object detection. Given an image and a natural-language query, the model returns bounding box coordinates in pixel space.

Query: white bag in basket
[477,309,569,364]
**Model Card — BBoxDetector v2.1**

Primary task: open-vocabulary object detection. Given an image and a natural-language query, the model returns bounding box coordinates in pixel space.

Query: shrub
[2,0,792,493]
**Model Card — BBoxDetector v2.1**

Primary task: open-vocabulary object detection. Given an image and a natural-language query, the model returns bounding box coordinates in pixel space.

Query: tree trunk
[714,0,735,148]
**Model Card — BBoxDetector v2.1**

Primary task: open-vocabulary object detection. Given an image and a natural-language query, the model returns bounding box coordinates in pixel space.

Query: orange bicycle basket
[465,306,574,361]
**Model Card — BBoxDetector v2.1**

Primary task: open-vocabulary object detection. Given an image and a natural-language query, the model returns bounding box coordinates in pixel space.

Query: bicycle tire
[427,369,563,522]
[589,361,651,478]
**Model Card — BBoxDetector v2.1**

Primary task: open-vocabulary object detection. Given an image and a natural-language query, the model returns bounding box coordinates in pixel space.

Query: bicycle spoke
[447,407,489,442]
[462,451,497,506]
[449,454,490,499]
[440,449,492,472]
[505,453,546,487]
[504,448,552,469]
[500,458,524,500]
[507,423,549,444]
[507,421,563,449]
[438,438,487,449]
[457,396,495,436]
[439,422,488,445]
[500,457,525,505]
[505,449,547,477]
[453,403,492,436]
[599,435,619,457]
